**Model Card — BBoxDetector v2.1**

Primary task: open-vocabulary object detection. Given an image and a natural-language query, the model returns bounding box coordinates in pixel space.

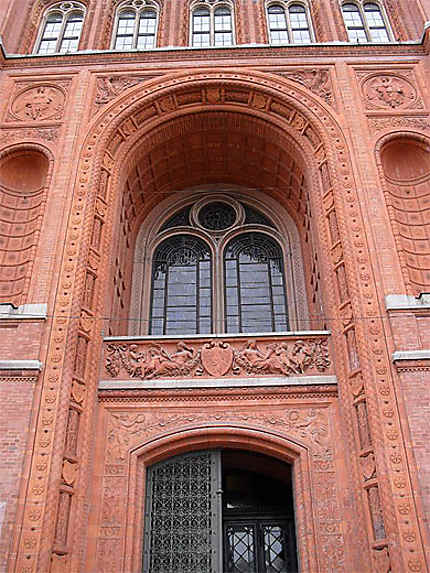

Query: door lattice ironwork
[143,451,222,573]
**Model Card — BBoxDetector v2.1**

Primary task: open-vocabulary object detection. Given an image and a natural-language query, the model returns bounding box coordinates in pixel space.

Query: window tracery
[266,2,313,44]
[113,0,159,50]
[35,1,85,54]
[144,196,295,336]
[190,1,235,47]
[341,2,391,42]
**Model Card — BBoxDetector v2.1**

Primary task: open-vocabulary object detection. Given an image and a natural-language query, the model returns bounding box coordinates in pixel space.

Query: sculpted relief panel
[104,336,332,380]
[357,71,423,111]
[7,83,67,123]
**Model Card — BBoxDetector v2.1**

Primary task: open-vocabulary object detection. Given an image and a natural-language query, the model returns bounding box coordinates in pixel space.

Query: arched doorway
[143,450,298,573]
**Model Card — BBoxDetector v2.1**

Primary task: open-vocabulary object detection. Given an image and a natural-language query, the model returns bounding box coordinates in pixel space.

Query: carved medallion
[362,74,418,110]
[201,341,234,377]
[10,85,66,121]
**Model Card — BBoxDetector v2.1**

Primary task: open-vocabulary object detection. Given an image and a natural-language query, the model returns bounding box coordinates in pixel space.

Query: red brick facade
[1,1,430,571]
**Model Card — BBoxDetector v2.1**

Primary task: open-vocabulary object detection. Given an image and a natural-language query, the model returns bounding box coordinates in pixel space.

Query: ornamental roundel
[362,74,418,110]
[10,85,66,122]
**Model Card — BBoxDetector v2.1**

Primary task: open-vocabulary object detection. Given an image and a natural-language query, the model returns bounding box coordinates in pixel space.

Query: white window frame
[265,1,314,45]
[189,1,236,48]
[111,0,160,51]
[34,1,86,54]
[340,1,392,43]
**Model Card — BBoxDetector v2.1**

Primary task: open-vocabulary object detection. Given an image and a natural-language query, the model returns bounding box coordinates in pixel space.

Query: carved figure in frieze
[144,341,200,379]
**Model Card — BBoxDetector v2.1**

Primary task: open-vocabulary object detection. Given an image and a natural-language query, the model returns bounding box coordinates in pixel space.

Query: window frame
[133,193,305,337]
[265,1,314,45]
[190,1,235,48]
[111,0,160,51]
[34,1,86,55]
[340,1,392,43]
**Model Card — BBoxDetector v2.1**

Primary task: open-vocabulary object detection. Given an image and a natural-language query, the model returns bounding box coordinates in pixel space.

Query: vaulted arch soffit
[83,70,351,233]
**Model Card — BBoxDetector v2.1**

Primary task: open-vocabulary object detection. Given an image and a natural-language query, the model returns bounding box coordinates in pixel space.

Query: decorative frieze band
[103,334,332,381]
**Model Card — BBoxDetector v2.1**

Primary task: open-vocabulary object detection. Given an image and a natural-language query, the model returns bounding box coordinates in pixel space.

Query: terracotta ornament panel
[9,84,67,122]
[104,335,332,380]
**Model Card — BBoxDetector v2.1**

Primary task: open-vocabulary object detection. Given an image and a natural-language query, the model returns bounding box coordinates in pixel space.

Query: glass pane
[193,9,210,32]
[214,8,232,32]
[263,525,289,573]
[225,524,256,573]
[139,10,156,34]
[214,32,233,46]
[193,32,211,47]
[347,28,368,42]
[224,233,288,334]
[150,235,212,334]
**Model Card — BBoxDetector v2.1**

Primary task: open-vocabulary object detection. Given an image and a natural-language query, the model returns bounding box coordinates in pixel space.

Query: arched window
[113,1,159,50]
[191,2,234,47]
[149,235,212,335]
[224,233,288,333]
[342,2,390,42]
[146,197,294,336]
[35,2,85,54]
[267,3,312,44]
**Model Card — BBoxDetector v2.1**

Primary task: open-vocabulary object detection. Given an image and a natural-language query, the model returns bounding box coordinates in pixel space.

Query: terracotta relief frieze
[356,70,424,111]
[95,75,164,108]
[7,83,69,123]
[104,336,332,381]
[273,69,335,107]
[105,406,332,465]
[0,126,59,145]
[368,116,430,134]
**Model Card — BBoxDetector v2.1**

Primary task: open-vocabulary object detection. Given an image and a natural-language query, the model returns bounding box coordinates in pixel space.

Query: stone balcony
[99,331,336,390]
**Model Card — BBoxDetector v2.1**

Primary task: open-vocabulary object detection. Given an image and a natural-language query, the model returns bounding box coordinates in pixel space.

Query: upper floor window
[148,197,289,336]
[191,2,234,47]
[113,0,159,50]
[35,2,85,54]
[342,2,390,42]
[267,3,313,44]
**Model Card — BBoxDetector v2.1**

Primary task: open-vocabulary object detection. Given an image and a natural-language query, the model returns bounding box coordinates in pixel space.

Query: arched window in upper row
[34,1,392,54]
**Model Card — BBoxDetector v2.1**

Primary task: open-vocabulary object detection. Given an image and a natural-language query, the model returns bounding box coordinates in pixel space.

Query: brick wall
[0,376,37,573]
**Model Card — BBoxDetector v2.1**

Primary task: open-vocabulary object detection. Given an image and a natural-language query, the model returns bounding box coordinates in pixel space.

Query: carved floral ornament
[10,84,66,122]
[105,338,331,379]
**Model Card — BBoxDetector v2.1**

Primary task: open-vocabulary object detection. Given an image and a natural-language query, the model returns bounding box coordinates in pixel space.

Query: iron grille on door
[143,451,222,573]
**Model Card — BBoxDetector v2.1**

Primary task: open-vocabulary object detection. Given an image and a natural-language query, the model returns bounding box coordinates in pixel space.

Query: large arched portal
[14,71,427,573]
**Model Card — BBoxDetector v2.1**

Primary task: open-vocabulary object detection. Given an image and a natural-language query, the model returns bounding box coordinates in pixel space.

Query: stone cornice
[393,350,430,371]
[0,40,428,71]
[98,383,338,402]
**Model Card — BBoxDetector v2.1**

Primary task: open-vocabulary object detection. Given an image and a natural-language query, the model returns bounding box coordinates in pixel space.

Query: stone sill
[392,350,430,362]
[0,303,47,321]
[104,330,331,342]
[0,360,42,370]
[99,374,337,391]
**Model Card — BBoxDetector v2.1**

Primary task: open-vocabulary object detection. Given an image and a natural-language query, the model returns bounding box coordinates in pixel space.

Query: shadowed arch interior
[106,109,325,335]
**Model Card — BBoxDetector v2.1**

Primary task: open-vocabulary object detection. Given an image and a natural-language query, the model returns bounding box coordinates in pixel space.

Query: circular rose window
[198,201,237,230]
